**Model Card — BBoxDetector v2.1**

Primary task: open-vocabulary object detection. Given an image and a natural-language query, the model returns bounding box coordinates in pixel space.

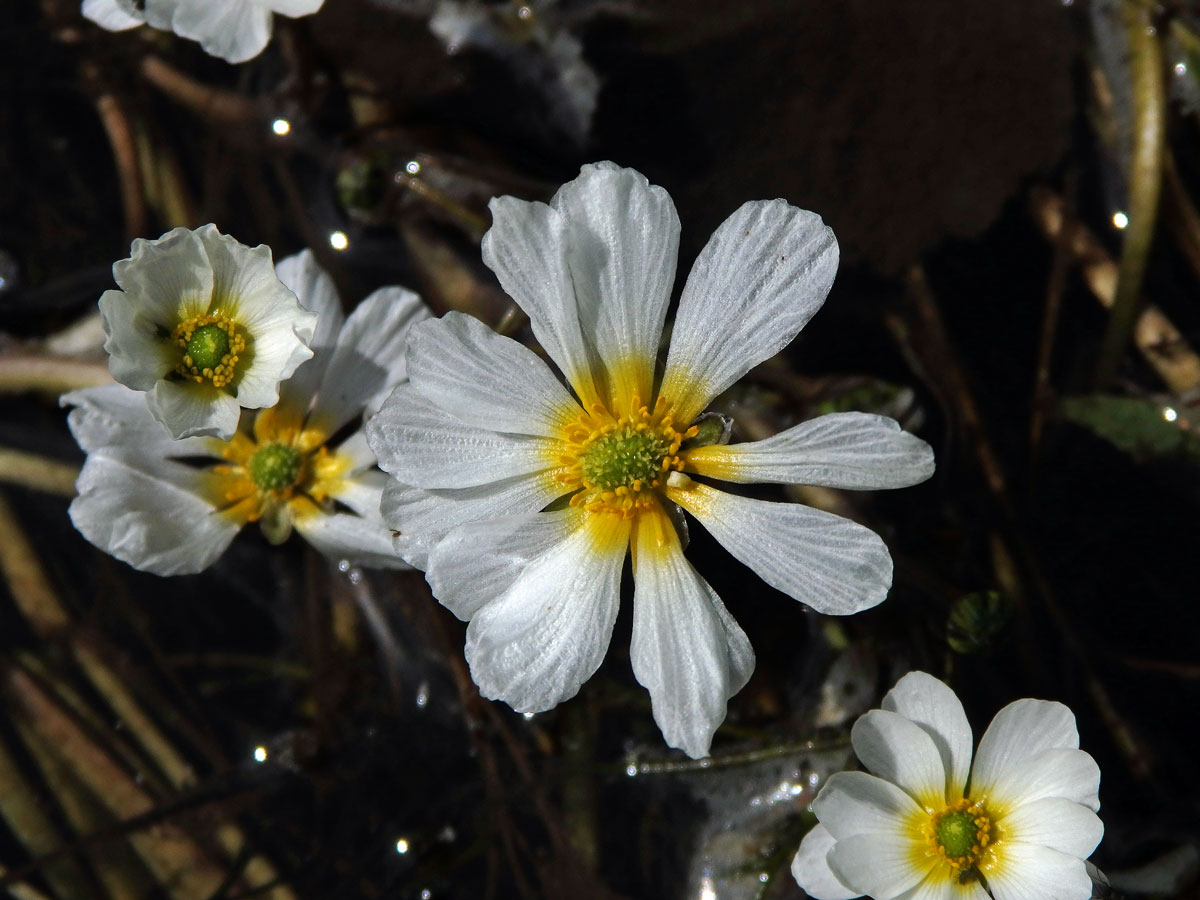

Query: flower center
[925,798,993,879]
[173,313,245,388]
[557,397,698,518]
[247,442,304,493]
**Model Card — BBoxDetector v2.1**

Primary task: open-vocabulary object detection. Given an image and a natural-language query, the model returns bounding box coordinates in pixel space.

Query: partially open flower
[791,671,1103,900]
[82,0,325,64]
[99,225,317,441]
[67,250,427,576]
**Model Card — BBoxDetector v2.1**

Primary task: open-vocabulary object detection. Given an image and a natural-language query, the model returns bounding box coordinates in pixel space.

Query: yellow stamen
[555,393,698,519]
[172,312,246,389]
[921,797,996,882]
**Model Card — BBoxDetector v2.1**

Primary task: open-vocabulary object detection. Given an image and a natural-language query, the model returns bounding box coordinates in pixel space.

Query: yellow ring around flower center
[923,797,994,879]
[201,407,352,530]
[173,312,246,388]
[555,395,698,519]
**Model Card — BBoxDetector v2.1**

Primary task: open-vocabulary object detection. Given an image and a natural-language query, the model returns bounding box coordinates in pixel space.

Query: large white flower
[99,225,318,441]
[67,250,427,576]
[82,0,324,64]
[791,671,1103,900]
[366,162,935,758]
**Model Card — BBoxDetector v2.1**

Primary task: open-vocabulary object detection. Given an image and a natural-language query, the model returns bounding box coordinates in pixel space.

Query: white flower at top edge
[365,162,936,759]
[65,250,428,576]
[99,225,318,441]
[791,671,1103,900]
[81,0,324,64]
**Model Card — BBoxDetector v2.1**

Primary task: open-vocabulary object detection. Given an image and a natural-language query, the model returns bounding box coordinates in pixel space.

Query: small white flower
[791,671,1103,900]
[99,225,318,441]
[82,0,324,64]
[366,162,935,758]
[67,250,428,576]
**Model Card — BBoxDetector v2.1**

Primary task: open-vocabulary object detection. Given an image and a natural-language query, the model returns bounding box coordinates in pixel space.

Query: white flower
[366,162,935,758]
[82,0,324,64]
[66,250,428,576]
[791,671,1103,900]
[99,225,318,441]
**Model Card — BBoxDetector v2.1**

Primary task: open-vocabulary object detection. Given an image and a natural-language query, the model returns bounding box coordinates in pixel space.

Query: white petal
[827,831,929,900]
[306,285,430,435]
[83,0,144,30]
[667,481,892,615]
[327,468,387,518]
[62,384,216,458]
[481,195,599,405]
[265,0,323,16]
[882,671,974,800]
[970,700,1080,805]
[997,798,1103,859]
[146,379,241,440]
[139,0,178,30]
[294,512,407,570]
[192,225,316,409]
[365,386,558,489]
[813,771,926,840]
[791,825,860,900]
[381,472,565,569]
[852,710,949,810]
[686,413,935,489]
[894,873,990,900]
[426,508,584,621]
[171,0,273,63]
[406,313,580,437]
[274,249,344,415]
[550,162,679,405]
[980,748,1101,815]
[629,506,754,759]
[112,226,214,324]
[70,454,239,576]
[984,844,1093,900]
[660,200,838,423]
[99,289,177,391]
[464,513,630,713]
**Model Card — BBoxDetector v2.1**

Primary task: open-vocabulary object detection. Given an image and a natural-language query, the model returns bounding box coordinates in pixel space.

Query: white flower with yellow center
[791,671,1103,900]
[99,225,318,442]
[66,250,427,576]
[82,0,324,64]
[366,162,935,758]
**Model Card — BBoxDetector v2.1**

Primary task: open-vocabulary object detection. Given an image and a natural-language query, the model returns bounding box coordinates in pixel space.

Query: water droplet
[395,838,410,854]
[272,118,291,136]
[1112,211,1129,229]
[406,160,421,175]
[625,764,637,777]
[329,231,349,251]
[254,746,268,763]
[1163,406,1178,422]
[1176,62,1188,76]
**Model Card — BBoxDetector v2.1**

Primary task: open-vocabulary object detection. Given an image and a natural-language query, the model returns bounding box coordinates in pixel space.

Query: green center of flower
[580,426,671,491]
[934,810,980,859]
[173,313,246,389]
[247,443,303,493]
[926,798,993,878]
[185,324,231,371]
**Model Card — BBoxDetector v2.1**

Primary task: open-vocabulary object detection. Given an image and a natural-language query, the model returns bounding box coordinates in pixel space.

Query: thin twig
[140,56,261,125]
[0,448,79,497]
[1095,1,1165,385]
[0,355,111,395]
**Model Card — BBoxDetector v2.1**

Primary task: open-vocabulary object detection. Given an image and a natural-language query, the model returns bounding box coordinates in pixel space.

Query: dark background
[1,0,1198,898]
